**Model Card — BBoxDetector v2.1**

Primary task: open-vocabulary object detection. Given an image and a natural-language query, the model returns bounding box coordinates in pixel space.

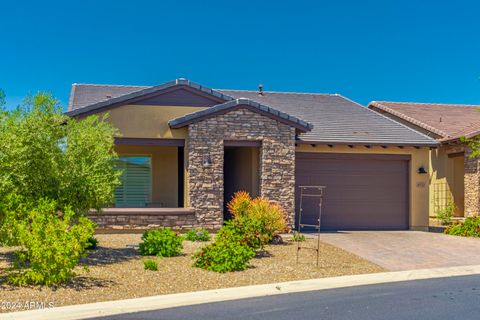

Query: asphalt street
[93,274,480,320]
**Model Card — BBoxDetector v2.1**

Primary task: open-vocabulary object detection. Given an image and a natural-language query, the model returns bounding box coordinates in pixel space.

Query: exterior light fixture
[417,166,428,174]
[203,154,213,167]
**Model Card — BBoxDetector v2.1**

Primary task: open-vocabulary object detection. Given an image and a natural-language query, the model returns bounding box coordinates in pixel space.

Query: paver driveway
[320,231,480,271]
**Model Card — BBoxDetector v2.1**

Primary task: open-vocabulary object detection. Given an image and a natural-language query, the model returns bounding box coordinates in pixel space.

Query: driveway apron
[320,231,480,271]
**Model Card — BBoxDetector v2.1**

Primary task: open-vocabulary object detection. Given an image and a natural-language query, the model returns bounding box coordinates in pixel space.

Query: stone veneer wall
[187,108,296,230]
[90,212,197,230]
[464,147,480,217]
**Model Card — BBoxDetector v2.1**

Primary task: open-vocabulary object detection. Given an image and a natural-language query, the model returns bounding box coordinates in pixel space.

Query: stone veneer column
[464,147,480,217]
[187,108,296,229]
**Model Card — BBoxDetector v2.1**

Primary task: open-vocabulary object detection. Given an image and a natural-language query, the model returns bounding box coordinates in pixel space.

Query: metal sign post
[296,185,326,266]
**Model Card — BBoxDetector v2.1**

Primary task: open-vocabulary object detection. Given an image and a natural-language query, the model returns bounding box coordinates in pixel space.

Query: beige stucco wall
[296,144,431,230]
[368,110,468,218]
[97,105,207,139]
[100,104,207,208]
[429,145,465,217]
[114,145,179,207]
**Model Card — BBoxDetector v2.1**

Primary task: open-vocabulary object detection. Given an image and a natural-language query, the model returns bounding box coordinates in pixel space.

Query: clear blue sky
[1,0,479,110]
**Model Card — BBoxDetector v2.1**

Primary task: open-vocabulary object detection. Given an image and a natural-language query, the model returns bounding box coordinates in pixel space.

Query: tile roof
[220,90,437,146]
[169,98,313,132]
[67,80,438,146]
[369,101,480,141]
[68,84,149,111]
[65,79,233,117]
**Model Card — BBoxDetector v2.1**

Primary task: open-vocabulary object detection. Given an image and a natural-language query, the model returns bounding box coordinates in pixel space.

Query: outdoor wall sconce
[417,166,428,174]
[203,154,213,167]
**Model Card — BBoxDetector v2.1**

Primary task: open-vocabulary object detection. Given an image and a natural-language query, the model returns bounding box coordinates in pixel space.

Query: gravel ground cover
[0,233,384,313]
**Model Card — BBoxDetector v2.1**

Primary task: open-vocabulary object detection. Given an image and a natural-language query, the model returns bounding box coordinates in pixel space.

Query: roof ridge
[369,101,451,138]
[372,100,480,108]
[217,88,339,96]
[72,84,340,97]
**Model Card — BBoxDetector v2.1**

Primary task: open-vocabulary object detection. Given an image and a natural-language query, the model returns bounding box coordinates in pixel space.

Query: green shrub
[292,231,306,242]
[193,217,262,272]
[445,217,480,237]
[436,201,455,226]
[139,228,183,257]
[2,197,95,286]
[143,259,158,271]
[86,236,98,250]
[184,228,211,242]
[217,217,267,250]
[193,239,255,272]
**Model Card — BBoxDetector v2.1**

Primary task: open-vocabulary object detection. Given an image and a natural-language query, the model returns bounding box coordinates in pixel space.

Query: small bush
[139,228,183,257]
[445,217,480,237]
[227,192,288,243]
[143,259,158,271]
[292,231,306,242]
[2,197,95,286]
[217,217,268,250]
[437,201,455,226]
[184,228,211,242]
[193,193,289,273]
[86,236,98,250]
[193,240,255,272]
[227,191,251,217]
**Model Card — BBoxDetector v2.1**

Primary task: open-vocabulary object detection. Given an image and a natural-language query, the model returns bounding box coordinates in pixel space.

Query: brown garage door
[295,153,409,230]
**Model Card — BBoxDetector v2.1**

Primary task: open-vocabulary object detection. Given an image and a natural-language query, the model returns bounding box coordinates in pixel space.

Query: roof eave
[296,139,438,148]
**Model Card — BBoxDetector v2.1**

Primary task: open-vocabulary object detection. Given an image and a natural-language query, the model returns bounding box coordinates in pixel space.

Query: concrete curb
[5,264,480,320]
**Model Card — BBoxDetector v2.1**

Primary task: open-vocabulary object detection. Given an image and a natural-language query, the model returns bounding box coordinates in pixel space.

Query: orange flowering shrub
[227,191,252,219]
[227,192,288,242]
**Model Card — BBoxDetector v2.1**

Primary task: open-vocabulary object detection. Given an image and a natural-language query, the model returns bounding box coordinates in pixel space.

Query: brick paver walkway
[320,231,480,271]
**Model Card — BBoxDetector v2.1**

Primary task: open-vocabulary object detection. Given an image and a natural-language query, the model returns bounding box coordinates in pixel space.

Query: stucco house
[369,101,480,219]
[66,79,437,231]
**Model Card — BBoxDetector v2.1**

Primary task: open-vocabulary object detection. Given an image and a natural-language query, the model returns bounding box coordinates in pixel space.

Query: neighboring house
[369,101,480,218]
[66,79,437,231]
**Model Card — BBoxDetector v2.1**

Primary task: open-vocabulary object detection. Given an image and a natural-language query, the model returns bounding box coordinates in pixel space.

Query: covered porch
[91,137,195,230]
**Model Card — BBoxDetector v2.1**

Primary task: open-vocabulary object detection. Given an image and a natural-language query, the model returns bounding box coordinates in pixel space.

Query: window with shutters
[114,156,152,207]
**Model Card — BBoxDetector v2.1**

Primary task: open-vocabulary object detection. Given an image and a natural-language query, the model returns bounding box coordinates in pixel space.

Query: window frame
[114,154,153,208]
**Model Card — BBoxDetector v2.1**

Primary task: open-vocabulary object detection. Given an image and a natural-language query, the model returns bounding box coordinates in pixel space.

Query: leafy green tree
[0,93,120,218]
[461,136,480,158]
[0,93,120,285]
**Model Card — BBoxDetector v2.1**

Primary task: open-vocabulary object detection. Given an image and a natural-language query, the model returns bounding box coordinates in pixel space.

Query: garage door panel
[297,168,407,179]
[297,174,406,186]
[295,153,409,230]
[296,180,406,202]
[322,190,407,202]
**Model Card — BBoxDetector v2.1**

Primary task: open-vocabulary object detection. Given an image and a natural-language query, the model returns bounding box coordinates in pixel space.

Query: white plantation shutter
[114,156,152,207]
